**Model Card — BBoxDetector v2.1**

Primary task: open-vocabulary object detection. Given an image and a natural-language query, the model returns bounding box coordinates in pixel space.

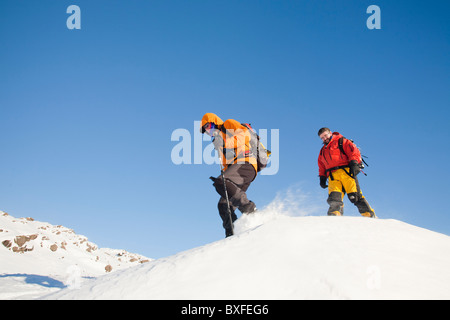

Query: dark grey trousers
[212,164,256,231]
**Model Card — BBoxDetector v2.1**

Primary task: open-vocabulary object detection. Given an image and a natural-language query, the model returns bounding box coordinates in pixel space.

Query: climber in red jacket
[317,127,376,218]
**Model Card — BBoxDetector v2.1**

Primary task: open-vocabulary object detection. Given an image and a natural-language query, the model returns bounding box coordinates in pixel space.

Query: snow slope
[0,211,152,299]
[45,211,450,300]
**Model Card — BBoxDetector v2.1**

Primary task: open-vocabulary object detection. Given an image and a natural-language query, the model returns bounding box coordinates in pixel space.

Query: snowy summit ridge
[46,209,450,300]
[2,205,450,300]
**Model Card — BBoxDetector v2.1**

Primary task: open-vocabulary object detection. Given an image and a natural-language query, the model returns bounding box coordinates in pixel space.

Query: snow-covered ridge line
[46,213,450,300]
[2,207,450,300]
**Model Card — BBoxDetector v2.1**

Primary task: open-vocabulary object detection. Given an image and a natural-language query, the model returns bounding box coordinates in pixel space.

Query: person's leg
[327,176,345,216]
[338,169,376,218]
[213,164,256,214]
[218,197,237,237]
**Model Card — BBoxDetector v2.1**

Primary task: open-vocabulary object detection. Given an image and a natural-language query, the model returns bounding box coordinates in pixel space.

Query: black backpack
[338,136,369,175]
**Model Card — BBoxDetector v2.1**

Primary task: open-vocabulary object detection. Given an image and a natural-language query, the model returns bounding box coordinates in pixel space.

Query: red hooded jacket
[318,132,361,177]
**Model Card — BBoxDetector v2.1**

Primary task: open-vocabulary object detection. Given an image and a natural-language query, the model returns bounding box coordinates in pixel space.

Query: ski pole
[219,163,234,236]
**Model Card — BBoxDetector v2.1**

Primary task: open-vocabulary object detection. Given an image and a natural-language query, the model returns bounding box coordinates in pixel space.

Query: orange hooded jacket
[201,113,257,173]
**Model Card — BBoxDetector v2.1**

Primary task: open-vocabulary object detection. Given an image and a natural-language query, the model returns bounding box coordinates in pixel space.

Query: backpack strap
[338,136,347,159]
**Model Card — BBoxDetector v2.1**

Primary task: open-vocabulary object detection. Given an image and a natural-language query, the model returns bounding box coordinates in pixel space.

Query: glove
[349,160,361,177]
[319,176,328,189]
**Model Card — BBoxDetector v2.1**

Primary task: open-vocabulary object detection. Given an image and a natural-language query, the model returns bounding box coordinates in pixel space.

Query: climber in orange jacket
[317,127,376,218]
[200,113,258,237]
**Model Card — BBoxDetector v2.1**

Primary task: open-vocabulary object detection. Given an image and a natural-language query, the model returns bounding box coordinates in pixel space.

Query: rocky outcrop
[0,211,152,274]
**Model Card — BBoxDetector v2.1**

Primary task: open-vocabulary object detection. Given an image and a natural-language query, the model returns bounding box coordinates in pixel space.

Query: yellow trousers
[327,169,375,217]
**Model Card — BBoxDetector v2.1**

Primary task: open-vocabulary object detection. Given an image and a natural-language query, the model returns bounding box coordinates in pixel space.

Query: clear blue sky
[1,0,449,258]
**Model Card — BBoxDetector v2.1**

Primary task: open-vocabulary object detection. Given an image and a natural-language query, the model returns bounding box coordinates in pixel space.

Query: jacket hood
[331,132,343,139]
[200,113,224,133]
